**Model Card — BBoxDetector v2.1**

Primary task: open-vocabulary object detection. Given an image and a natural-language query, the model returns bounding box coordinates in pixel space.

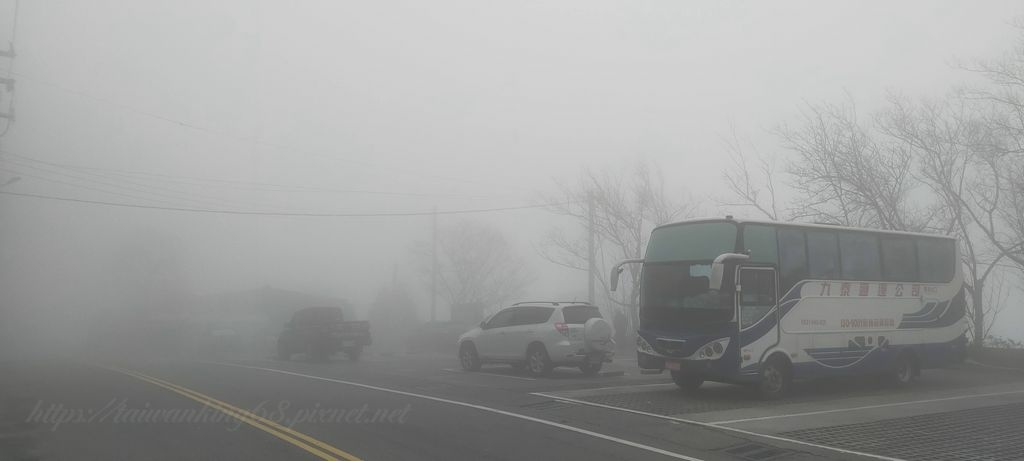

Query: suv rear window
[512,307,555,326]
[562,305,601,324]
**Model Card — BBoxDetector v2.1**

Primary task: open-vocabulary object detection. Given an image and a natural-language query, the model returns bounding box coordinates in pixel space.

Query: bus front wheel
[670,371,703,392]
[757,356,792,400]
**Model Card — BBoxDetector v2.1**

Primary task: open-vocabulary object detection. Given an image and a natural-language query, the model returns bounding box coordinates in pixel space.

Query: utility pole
[0,0,17,133]
[0,0,17,355]
[587,192,596,305]
[430,206,437,323]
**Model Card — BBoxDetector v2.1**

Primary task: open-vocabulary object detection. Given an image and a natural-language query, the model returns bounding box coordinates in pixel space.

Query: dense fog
[2,0,1023,361]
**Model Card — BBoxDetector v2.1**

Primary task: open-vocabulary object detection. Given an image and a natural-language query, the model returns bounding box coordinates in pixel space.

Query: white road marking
[965,359,1024,372]
[530,392,905,461]
[440,368,537,381]
[210,362,704,461]
[706,388,1024,425]
[542,382,675,394]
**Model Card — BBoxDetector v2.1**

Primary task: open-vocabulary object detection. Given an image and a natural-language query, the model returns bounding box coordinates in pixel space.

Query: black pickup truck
[276,306,372,361]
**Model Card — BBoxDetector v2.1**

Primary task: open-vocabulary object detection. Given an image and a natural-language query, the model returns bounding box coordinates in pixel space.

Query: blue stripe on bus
[897,288,965,329]
[738,334,967,377]
[901,301,940,320]
[796,336,966,377]
[902,301,948,323]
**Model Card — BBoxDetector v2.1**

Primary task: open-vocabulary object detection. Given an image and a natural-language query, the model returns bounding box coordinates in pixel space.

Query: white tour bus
[611,217,968,399]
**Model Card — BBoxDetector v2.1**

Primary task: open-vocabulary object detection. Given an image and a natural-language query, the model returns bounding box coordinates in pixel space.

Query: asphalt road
[4,353,1021,461]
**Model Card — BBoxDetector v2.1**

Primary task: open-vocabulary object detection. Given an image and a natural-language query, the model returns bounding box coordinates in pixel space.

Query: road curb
[965,358,1024,372]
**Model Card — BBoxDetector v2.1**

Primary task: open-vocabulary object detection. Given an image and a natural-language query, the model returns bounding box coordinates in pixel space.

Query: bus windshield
[641,263,733,328]
[640,222,738,328]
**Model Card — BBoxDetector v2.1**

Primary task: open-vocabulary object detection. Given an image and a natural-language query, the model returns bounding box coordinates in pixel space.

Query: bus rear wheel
[888,352,917,386]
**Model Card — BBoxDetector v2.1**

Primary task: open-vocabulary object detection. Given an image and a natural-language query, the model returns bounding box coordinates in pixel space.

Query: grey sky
[1,1,1022,337]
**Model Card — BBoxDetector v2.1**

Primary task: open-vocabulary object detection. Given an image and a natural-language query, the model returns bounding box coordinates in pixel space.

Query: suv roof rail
[511,301,595,307]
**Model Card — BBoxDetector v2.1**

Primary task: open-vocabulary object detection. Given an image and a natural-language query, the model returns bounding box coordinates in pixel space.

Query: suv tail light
[554,322,569,336]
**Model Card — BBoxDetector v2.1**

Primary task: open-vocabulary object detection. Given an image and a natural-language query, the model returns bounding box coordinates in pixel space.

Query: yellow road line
[129,370,361,461]
[108,367,362,461]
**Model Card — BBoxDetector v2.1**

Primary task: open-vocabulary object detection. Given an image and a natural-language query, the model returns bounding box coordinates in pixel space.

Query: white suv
[457,302,615,376]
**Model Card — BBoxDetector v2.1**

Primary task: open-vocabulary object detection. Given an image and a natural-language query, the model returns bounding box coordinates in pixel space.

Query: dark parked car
[277,307,371,361]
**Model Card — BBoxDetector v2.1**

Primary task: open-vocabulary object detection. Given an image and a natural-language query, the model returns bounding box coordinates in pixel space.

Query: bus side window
[743,225,779,265]
[778,228,807,292]
[740,269,777,329]
[917,238,955,283]
[807,231,839,279]
[839,232,881,281]
[881,237,918,281]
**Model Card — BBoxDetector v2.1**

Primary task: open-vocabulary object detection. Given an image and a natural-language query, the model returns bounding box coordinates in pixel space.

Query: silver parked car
[457,302,615,376]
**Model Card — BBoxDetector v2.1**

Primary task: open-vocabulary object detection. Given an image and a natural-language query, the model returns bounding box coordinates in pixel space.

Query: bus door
[737,267,780,348]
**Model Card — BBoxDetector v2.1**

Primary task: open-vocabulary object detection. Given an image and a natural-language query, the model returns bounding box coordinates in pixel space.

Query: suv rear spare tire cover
[583,317,614,352]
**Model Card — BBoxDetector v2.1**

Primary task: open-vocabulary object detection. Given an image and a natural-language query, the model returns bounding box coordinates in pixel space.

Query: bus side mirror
[710,253,750,291]
[610,259,644,292]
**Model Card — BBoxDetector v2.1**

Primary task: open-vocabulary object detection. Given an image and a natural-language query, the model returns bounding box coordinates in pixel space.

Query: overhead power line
[9,72,530,192]
[0,167,217,208]
[2,151,514,200]
[0,190,567,217]
[1,160,255,209]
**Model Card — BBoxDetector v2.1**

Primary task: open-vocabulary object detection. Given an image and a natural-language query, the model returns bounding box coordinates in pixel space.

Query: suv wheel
[459,343,482,371]
[276,342,291,361]
[526,345,553,377]
[579,362,602,376]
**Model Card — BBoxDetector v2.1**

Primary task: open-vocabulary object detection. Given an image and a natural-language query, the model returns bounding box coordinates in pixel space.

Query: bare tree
[539,161,696,330]
[878,93,1016,345]
[720,26,1024,349]
[720,128,780,220]
[724,94,1017,345]
[411,220,532,319]
[980,271,1012,343]
[957,32,1024,269]
[776,97,934,231]
[874,27,1024,344]
[1007,162,1024,257]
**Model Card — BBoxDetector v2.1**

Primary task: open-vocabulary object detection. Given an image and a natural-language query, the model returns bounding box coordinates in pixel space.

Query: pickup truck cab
[277,306,372,361]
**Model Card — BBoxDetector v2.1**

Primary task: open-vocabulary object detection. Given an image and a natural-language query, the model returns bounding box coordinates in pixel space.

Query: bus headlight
[636,335,657,355]
[695,338,730,360]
